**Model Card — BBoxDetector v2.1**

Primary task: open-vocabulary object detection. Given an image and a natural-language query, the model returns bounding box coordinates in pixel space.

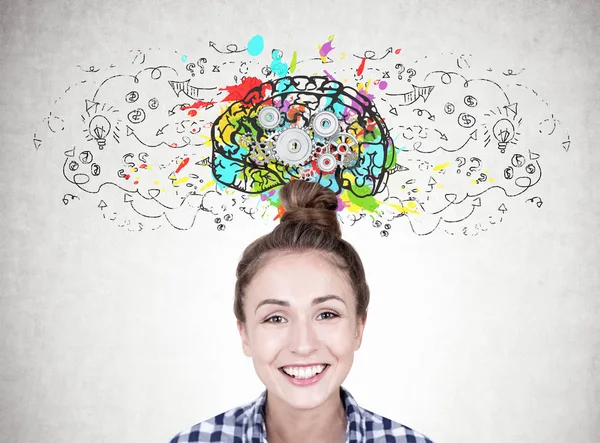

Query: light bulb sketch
[492,118,515,153]
[89,115,112,149]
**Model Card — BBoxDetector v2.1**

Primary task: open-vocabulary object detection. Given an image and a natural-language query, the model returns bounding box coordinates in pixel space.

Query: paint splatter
[290,51,298,73]
[175,157,190,173]
[319,41,335,57]
[357,58,366,76]
[247,35,264,56]
[180,100,216,111]
[219,77,264,102]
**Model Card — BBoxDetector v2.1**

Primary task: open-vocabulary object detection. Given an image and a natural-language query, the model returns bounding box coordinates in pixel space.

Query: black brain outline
[211,75,396,197]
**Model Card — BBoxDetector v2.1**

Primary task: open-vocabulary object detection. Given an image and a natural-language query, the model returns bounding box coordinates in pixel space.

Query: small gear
[248,132,278,165]
[317,153,337,173]
[257,106,281,130]
[312,111,339,138]
[329,132,360,169]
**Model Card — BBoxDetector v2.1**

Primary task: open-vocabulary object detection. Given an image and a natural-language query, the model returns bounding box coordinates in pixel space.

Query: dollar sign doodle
[464,95,478,107]
[458,112,476,128]
[125,91,139,103]
[127,108,146,124]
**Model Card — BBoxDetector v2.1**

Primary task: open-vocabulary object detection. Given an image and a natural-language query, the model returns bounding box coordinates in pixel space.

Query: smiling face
[237,250,366,410]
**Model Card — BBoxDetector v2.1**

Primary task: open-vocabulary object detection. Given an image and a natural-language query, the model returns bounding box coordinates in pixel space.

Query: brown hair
[234,180,370,324]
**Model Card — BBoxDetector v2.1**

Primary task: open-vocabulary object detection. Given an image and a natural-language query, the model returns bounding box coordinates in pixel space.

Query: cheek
[251,328,286,361]
[319,325,358,357]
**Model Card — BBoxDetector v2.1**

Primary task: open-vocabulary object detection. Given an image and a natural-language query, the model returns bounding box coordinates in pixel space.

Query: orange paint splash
[273,204,286,221]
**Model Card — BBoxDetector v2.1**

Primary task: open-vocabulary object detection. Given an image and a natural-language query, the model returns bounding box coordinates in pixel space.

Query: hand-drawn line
[209,41,246,54]
[352,47,394,60]
[385,85,435,105]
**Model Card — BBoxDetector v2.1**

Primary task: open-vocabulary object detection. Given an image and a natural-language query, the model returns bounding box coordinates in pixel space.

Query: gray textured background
[1,0,599,441]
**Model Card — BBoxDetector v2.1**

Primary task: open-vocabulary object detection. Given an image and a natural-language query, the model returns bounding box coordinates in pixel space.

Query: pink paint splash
[323,70,336,81]
[319,41,335,57]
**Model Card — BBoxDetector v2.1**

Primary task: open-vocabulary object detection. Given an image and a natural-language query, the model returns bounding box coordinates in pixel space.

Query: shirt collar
[246,385,365,443]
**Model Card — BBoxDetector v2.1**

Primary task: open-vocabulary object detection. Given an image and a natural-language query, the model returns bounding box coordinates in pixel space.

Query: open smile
[278,364,331,386]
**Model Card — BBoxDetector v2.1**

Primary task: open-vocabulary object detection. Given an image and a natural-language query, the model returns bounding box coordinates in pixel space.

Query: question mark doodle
[406,68,416,82]
[456,157,466,174]
[197,58,207,74]
[122,153,136,171]
[186,63,196,77]
[395,63,405,80]
[467,157,481,176]
[526,196,543,208]
[62,194,80,205]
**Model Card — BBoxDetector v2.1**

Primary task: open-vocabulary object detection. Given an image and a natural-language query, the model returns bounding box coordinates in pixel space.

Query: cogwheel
[311,111,339,138]
[257,106,282,130]
[272,127,315,166]
[329,132,360,168]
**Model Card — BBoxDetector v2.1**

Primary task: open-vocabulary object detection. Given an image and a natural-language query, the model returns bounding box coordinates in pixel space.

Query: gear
[312,111,339,138]
[273,127,315,166]
[257,106,281,130]
[248,132,278,165]
[329,132,360,169]
[317,153,337,173]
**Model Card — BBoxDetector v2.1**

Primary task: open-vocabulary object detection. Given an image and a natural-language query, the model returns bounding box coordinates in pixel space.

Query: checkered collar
[244,385,365,443]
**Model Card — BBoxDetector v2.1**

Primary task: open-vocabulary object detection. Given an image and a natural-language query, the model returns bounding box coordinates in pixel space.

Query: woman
[170,180,434,443]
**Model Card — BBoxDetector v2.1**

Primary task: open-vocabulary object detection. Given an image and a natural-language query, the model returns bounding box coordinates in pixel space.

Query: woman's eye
[266,315,285,323]
[319,311,338,320]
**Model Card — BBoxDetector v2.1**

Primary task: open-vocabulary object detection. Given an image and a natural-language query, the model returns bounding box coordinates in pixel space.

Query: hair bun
[278,180,341,238]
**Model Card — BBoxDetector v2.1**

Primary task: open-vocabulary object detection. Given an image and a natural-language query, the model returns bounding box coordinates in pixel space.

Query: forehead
[246,250,354,307]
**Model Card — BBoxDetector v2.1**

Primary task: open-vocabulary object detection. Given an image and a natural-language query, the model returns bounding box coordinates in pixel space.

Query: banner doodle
[36,36,570,236]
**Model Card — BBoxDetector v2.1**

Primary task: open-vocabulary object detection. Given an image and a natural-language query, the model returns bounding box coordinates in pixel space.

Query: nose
[288,318,319,355]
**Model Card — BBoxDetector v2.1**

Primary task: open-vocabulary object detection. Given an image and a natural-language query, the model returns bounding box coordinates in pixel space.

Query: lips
[278,364,331,385]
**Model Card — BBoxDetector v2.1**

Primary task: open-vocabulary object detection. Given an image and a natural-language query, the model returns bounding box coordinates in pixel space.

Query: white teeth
[282,364,327,379]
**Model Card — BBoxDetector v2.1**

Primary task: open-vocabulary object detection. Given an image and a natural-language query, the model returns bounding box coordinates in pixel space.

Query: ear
[237,320,252,357]
[353,312,367,351]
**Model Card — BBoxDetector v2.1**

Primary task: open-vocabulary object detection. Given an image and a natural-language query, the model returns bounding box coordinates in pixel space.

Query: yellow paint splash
[388,202,420,215]
[433,162,451,171]
[200,179,215,191]
[173,176,189,186]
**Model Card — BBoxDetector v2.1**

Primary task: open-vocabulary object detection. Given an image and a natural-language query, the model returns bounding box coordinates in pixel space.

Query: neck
[264,389,347,443]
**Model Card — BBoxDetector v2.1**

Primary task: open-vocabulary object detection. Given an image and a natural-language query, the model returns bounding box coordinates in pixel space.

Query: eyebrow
[254,295,346,314]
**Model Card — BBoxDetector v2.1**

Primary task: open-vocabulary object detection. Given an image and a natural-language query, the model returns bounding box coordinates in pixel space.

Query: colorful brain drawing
[211,75,395,198]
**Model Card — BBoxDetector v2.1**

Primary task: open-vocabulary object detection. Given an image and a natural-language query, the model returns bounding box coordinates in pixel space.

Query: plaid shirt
[170,386,434,443]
